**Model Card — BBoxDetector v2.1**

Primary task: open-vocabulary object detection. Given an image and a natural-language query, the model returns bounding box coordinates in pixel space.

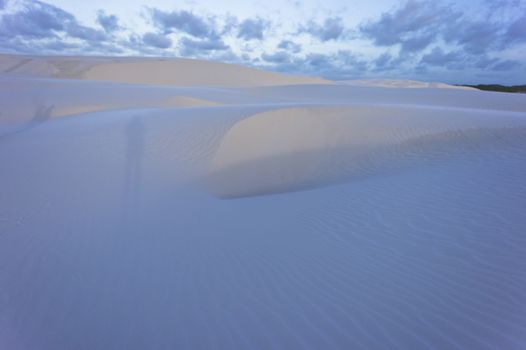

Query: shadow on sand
[122,117,146,229]
[0,105,54,141]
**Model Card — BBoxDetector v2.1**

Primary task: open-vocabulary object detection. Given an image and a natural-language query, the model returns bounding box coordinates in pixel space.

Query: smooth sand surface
[1,54,526,350]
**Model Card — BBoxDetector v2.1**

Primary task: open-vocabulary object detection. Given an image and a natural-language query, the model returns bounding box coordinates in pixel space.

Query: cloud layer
[0,0,524,84]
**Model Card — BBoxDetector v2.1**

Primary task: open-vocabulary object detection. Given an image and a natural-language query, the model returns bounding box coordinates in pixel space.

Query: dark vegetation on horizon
[459,84,526,93]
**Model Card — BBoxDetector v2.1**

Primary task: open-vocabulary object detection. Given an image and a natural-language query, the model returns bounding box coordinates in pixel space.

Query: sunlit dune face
[207,106,526,198]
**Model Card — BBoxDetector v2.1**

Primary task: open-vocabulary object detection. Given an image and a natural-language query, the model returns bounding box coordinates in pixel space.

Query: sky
[0,0,525,84]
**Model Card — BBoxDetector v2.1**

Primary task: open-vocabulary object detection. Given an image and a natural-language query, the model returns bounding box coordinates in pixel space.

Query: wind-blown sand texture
[1,54,526,350]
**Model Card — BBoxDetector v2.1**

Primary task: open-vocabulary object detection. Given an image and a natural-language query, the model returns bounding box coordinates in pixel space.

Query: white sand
[1,54,526,350]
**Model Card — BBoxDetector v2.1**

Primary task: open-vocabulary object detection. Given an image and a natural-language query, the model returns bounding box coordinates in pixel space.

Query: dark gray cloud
[300,17,345,41]
[277,40,301,53]
[142,32,172,49]
[149,8,215,38]
[97,11,120,33]
[237,18,268,40]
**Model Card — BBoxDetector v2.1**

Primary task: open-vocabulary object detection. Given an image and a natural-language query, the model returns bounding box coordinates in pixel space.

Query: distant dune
[341,79,472,89]
[1,54,526,350]
[0,54,329,86]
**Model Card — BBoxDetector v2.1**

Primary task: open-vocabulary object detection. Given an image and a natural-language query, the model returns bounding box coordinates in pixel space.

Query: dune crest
[160,96,221,107]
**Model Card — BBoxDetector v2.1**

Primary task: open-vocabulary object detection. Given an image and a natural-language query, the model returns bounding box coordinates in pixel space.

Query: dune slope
[208,106,526,197]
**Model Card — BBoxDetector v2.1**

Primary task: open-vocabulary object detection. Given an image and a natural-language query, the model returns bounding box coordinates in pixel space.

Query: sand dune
[0,54,328,86]
[1,54,526,350]
[48,96,220,118]
[208,106,526,197]
[340,79,472,89]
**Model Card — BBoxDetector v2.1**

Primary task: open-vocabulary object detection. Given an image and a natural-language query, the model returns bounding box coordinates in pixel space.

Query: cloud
[419,46,522,73]
[400,33,435,53]
[0,36,79,54]
[237,18,268,40]
[473,55,499,69]
[0,0,117,56]
[0,0,72,39]
[142,32,172,49]
[0,1,235,58]
[263,50,368,80]
[97,10,120,33]
[179,37,229,56]
[209,49,247,64]
[261,51,291,64]
[304,53,330,68]
[300,17,345,41]
[335,50,369,71]
[150,8,215,38]
[443,20,501,54]
[492,59,521,71]
[67,23,107,41]
[277,40,301,53]
[420,48,464,67]
[374,52,393,68]
[360,0,526,56]
[360,0,453,51]
[505,14,526,44]
[0,0,108,42]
